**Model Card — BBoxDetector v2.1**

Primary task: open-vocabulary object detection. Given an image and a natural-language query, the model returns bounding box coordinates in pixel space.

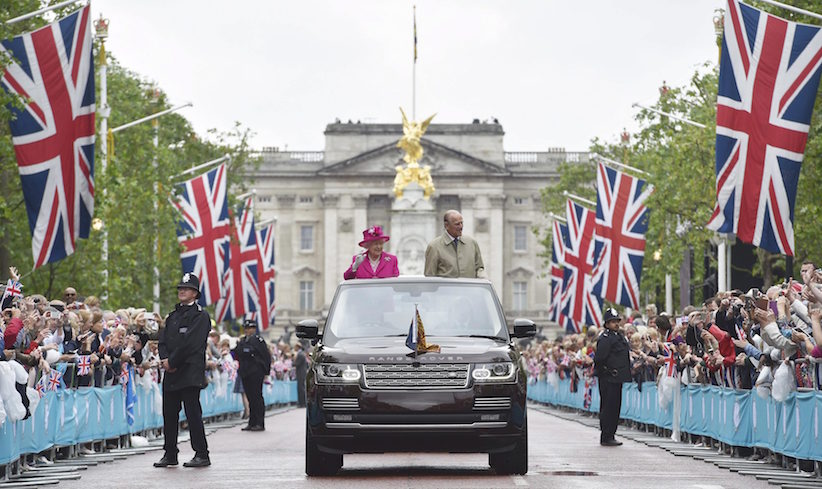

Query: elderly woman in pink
[343,226,400,279]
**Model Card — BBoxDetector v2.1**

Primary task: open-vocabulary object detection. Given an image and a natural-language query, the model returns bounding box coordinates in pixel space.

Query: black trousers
[163,385,208,458]
[598,380,623,441]
[296,372,307,407]
[242,373,265,428]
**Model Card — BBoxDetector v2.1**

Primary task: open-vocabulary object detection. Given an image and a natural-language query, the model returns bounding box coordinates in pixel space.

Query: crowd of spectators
[0,266,300,425]
[523,262,822,399]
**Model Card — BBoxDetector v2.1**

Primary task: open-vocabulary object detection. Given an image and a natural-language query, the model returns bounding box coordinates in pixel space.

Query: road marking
[512,475,528,486]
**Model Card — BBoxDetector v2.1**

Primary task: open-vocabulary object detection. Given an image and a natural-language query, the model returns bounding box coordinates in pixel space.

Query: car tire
[305,419,343,476]
[489,415,528,475]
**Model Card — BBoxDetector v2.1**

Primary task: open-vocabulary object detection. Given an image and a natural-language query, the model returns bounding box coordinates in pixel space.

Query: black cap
[603,308,620,323]
[243,318,257,329]
[176,272,201,298]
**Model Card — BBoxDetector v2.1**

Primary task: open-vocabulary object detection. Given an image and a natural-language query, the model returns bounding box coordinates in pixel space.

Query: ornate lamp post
[94,14,110,301]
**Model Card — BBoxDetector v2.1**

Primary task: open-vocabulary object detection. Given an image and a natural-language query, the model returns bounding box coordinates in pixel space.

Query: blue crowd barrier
[0,378,297,465]
[527,377,822,462]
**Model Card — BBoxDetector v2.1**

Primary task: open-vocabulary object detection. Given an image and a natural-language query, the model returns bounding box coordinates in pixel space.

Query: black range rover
[297,277,535,476]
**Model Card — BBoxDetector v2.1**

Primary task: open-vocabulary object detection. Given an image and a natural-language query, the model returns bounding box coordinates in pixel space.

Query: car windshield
[323,281,507,343]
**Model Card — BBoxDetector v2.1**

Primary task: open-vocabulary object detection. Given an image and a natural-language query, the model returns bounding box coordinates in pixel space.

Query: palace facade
[248,120,587,330]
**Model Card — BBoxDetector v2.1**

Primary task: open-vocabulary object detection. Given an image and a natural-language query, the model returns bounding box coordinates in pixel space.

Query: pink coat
[343,252,399,280]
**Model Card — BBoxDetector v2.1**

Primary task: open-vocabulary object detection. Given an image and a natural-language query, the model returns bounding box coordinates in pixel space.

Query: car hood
[316,337,514,364]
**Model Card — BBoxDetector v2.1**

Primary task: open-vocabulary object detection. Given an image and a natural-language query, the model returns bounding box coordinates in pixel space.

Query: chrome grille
[321,398,360,410]
[473,397,511,410]
[363,363,470,389]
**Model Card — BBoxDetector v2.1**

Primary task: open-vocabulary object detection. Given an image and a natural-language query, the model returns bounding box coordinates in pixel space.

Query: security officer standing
[234,319,271,431]
[154,273,211,468]
[593,308,631,446]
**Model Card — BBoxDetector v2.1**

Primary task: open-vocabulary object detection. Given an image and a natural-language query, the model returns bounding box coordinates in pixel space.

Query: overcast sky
[91,0,725,152]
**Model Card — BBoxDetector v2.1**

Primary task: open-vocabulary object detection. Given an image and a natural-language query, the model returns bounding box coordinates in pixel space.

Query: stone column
[275,194,295,318]
[321,194,340,308]
[460,194,476,237]
[488,194,506,294]
[352,195,369,250]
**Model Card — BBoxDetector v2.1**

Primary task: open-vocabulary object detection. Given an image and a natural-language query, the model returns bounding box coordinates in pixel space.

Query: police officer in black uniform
[593,308,631,446]
[234,319,271,431]
[154,273,211,468]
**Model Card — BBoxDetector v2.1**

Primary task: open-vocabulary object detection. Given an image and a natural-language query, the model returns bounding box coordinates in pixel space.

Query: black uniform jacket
[158,302,211,391]
[234,334,272,378]
[593,329,632,383]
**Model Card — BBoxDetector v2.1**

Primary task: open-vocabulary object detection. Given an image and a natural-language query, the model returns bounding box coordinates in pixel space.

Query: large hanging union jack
[548,220,567,324]
[0,6,95,268]
[255,223,276,330]
[708,0,822,256]
[560,199,602,331]
[216,196,260,322]
[173,164,231,306]
[591,163,652,309]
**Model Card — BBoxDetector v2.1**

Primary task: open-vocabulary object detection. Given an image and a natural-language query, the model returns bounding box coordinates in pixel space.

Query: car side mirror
[512,318,536,338]
[296,319,319,340]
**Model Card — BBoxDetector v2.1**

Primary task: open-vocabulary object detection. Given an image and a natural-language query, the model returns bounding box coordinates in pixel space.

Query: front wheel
[489,417,528,475]
[305,419,342,476]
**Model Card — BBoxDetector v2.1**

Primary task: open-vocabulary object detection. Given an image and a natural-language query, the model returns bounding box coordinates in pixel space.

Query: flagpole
[562,191,596,208]
[174,154,231,179]
[754,0,822,21]
[110,103,193,134]
[4,0,84,25]
[548,212,567,223]
[590,153,651,177]
[631,103,706,129]
[94,15,111,302]
[412,5,417,120]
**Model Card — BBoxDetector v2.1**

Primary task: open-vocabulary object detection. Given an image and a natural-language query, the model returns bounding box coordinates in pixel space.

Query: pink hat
[359,226,390,248]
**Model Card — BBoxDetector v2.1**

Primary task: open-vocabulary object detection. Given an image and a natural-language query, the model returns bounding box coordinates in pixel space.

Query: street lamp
[713,9,725,62]
[94,14,110,302]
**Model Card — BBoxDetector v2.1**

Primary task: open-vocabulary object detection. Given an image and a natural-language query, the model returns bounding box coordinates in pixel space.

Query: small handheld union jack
[47,370,62,391]
[2,279,23,301]
[77,354,92,376]
[119,366,130,386]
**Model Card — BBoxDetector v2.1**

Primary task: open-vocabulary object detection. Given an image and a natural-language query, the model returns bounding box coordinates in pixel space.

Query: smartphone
[756,297,769,311]
[769,300,779,317]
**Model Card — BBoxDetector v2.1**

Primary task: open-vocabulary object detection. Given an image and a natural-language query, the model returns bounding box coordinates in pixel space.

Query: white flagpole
[755,0,822,21]
[5,0,84,25]
[632,103,706,129]
[111,103,192,134]
[548,212,567,223]
[562,191,596,208]
[175,154,231,179]
[95,15,111,301]
[412,5,417,120]
[591,153,651,177]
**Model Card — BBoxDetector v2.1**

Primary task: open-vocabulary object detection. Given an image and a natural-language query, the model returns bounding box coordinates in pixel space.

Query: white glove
[352,254,366,272]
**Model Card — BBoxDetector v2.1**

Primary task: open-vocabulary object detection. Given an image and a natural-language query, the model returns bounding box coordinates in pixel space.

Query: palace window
[513,281,528,311]
[300,281,314,311]
[300,225,314,251]
[514,225,527,252]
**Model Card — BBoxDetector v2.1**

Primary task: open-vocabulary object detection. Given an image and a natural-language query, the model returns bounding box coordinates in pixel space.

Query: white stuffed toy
[771,361,796,402]
[755,365,773,400]
[0,362,25,421]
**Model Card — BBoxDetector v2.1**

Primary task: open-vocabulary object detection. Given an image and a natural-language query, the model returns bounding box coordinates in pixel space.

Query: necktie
[452,238,459,249]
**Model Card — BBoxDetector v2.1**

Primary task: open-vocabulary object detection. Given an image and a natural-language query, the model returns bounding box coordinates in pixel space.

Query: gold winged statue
[394,108,436,199]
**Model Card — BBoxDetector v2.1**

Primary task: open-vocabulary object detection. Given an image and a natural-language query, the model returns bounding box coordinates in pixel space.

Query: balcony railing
[503,151,588,165]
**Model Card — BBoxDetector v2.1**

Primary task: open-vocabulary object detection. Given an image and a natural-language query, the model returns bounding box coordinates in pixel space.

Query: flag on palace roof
[591,163,652,309]
[707,0,822,256]
[0,6,95,269]
[173,163,231,306]
[216,196,260,322]
[560,199,602,330]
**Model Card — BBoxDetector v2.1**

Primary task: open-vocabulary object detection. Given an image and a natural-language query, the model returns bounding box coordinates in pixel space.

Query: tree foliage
[540,1,822,312]
[0,5,257,311]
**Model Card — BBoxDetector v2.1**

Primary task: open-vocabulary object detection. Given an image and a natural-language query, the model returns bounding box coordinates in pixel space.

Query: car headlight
[316,363,361,383]
[471,362,516,382]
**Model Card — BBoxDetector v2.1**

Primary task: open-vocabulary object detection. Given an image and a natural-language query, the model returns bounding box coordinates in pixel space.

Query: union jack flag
[35,377,45,397]
[77,354,91,376]
[173,163,231,306]
[215,196,259,322]
[255,223,276,330]
[2,279,23,301]
[660,344,677,378]
[47,369,62,391]
[0,6,95,269]
[560,200,602,330]
[708,0,822,256]
[548,220,567,324]
[119,365,130,386]
[591,163,652,309]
